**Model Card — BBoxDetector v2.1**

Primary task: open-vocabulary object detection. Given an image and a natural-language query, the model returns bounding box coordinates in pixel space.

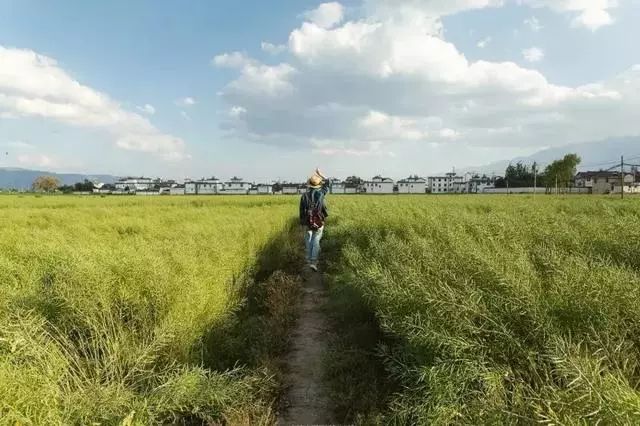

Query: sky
[1,0,639,182]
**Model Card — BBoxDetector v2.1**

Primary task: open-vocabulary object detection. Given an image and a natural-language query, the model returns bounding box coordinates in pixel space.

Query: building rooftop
[398,176,426,183]
[371,175,394,182]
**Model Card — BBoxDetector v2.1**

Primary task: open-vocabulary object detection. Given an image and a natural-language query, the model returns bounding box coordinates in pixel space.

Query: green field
[325,195,640,423]
[2,195,640,424]
[0,195,300,424]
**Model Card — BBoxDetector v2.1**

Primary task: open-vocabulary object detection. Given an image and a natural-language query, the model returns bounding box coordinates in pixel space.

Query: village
[87,169,640,196]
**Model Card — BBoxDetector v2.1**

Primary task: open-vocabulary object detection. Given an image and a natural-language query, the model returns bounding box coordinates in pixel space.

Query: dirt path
[277,269,334,425]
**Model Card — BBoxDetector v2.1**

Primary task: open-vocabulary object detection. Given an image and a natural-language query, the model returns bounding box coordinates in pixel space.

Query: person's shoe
[309,264,318,272]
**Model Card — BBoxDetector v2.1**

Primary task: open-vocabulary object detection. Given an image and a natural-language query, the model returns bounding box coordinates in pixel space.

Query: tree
[32,176,61,193]
[543,153,581,189]
[344,176,363,185]
[73,179,94,192]
[58,184,74,194]
[495,162,537,188]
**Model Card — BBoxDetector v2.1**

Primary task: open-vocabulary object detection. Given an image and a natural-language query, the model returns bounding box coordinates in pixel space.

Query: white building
[467,178,498,194]
[185,178,223,195]
[282,184,300,195]
[330,179,345,194]
[170,185,185,195]
[428,173,463,194]
[248,186,259,195]
[256,184,273,194]
[397,176,426,194]
[224,177,251,195]
[282,184,307,195]
[364,176,394,194]
[115,177,155,192]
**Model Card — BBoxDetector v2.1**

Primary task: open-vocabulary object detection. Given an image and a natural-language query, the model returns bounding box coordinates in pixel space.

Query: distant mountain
[0,168,119,190]
[458,137,640,176]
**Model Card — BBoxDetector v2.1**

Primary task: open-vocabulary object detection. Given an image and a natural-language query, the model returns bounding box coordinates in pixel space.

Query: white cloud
[477,36,492,48]
[136,103,155,115]
[214,1,639,160]
[366,0,505,19]
[303,2,345,29]
[229,106,247,117]
[0,46,187,161]
[261,42,287,55]
[369,0,617,31]
[17,153,56,168]
[176,97,196,107]
[524,16,542,31]
[570,7,613,30]
[520,0,618,31]
[212,51,253,68]
[439,128,460,139]
[522,46,545,62]
[223,62,297,97]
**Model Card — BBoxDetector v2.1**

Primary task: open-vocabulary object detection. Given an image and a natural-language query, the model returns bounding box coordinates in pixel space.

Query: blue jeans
[305,226,324,264]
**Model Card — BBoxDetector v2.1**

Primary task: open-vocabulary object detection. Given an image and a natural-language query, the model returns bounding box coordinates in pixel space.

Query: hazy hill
[0,168,118,190]
[459,137,640,176]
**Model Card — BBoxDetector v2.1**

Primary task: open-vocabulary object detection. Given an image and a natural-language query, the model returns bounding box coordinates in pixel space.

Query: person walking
[300,168,329,272]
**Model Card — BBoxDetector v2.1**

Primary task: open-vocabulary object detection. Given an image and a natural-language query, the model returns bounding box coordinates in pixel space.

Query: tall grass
[0,195,298,424]
[325,195,640,424]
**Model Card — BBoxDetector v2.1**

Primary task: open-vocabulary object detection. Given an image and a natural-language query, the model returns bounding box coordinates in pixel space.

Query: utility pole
[533,164,537,198]
[555,174,558,196]
[621,156,624,200]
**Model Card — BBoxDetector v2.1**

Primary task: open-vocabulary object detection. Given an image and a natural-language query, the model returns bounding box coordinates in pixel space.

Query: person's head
[308,173,323,189]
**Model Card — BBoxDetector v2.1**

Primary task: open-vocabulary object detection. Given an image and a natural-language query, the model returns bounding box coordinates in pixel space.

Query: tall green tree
[495,162,537,188]
[543,153,581,189]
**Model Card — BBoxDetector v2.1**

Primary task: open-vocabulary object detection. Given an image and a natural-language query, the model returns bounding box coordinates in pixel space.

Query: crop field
[324,195,640,423]
[2,194,640,424]
[0,195,299,425]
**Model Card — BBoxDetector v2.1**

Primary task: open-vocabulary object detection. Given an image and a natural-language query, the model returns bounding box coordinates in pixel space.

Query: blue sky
[1,0,639,181]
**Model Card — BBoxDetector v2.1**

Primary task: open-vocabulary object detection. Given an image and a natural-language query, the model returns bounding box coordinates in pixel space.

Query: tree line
[31,176,95,193]
[494,154,581,189]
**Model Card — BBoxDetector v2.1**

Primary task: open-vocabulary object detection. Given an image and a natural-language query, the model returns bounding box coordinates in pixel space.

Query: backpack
[305,191,325,231]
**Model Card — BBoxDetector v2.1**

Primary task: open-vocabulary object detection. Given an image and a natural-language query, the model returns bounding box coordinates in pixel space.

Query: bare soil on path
[277,268,334,425]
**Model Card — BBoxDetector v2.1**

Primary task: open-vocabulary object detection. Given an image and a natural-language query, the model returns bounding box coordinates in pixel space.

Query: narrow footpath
[277,268,334,425]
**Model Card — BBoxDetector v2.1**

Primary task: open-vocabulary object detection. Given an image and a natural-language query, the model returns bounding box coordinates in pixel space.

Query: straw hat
[308,174,323,188]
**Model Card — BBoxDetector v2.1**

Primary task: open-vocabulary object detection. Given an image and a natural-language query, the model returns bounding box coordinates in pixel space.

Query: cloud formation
[0,46,187,160]
[176,96,196,106]
[477,37,492,48]
[302,2,345,29]
[137,103,156,115]
[520,0,618,31]
[261,42,287,55]
[524,16,543,31]
[213,0,637,158]
[522,47,545,62]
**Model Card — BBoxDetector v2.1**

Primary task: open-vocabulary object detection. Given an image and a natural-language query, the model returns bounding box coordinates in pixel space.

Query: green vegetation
[4,193,640,424]
[0,195,299,425]
[325,195,640,424]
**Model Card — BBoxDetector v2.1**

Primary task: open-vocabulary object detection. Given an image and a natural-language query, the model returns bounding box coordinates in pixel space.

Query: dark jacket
[299,181,329,226]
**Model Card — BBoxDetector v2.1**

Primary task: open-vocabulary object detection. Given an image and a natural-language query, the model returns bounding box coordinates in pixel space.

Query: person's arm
[316,168,330,195]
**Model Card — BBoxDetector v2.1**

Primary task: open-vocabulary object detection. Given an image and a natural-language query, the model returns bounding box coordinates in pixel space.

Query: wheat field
[3,194,640,424]
[0,195,298,425]
[325,195,640,424]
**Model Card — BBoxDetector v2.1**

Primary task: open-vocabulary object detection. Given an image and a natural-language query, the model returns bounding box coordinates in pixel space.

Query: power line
[580,160,621,169]
[579,153,640,170]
